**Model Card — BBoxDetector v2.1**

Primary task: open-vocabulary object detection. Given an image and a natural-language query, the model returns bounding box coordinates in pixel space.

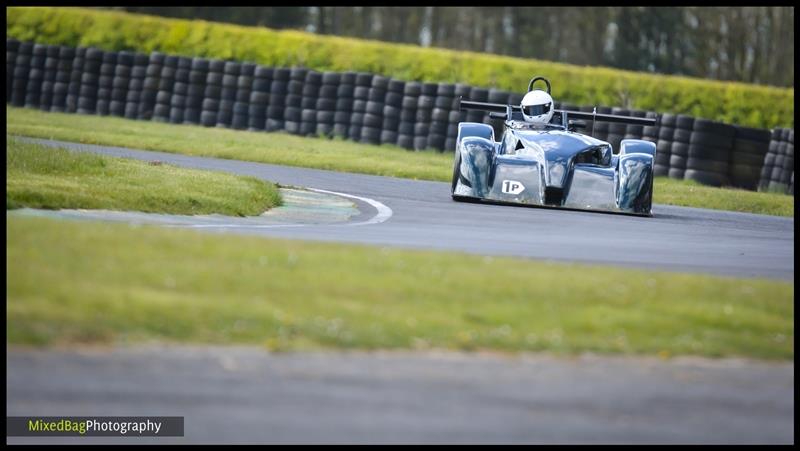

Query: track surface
[17,137,794,279]
[8,138,795,444]
[6,347,793,444]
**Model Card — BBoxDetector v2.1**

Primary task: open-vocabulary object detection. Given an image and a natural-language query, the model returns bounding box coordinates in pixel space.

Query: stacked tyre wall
[6,39,793,195]
[759,129,795,194]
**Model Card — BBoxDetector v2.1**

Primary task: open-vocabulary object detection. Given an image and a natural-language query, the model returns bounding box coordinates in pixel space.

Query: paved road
[15,138,794,279]
[8,139,795,444]
[15,140,794,279]
[6,346,793,444]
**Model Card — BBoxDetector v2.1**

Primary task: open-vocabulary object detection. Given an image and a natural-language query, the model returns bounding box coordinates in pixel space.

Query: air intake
[544,187,564,206]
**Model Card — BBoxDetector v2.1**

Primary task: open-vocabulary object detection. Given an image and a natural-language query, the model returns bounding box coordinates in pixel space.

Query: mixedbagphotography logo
[6,416,184,437]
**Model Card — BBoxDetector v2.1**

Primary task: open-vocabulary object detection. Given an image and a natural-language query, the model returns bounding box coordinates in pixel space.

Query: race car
[452,76,658,216]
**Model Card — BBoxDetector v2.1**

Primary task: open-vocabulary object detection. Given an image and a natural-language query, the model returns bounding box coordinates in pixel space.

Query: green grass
[7,106,794,217]
[7,215,794,360]
[7,106,449,181]
[6,136,281,216]
[655,177,793,217]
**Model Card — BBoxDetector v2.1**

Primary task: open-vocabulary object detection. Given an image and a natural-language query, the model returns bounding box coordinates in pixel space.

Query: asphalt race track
[6,347,794,444]
[15,137,794,280]
[7,138,795,444]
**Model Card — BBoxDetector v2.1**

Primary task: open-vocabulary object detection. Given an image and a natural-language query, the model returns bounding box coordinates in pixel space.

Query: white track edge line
[176,188,392,229]
[306,188,393,226]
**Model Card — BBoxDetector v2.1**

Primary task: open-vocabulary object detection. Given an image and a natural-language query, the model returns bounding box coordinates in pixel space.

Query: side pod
[457,122,495,143]
[617,139,656,215]
[453,123,497,198]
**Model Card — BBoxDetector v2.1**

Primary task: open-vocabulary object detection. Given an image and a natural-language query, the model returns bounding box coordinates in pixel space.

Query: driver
[520,89,554,126]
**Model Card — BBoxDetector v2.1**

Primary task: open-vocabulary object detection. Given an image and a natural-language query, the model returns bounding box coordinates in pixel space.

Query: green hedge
[7,7,794,129]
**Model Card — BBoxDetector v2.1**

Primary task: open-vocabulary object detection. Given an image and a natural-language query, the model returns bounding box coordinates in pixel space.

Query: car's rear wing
[459,99,657,126]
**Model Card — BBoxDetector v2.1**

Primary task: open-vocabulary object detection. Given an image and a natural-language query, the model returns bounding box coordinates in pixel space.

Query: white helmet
[520,89,554,125]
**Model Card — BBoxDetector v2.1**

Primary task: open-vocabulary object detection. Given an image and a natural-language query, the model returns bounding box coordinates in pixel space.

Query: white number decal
[501,180,525,195]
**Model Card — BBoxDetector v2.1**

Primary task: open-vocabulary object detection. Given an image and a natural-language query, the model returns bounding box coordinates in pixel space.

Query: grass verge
[7,106,794,217]
[655,177,793,217]
[6,136,281,216]
[7,215,793,360]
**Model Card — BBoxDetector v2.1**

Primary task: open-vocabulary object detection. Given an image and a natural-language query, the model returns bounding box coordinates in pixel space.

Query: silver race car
[452,77,657,216]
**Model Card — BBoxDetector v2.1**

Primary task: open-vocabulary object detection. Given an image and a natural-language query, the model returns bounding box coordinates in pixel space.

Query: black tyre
[301,97,316,109]
[200,111,217,127]
[673,129,692,143]
[333,111,352,124]
[321,72,340,85]
[388,79,405,93]
[284,107,301,122]
[284,119,301,134]
[675,115,695,130]
[353,86,369,99]
[360,126,381,144]
[316,123,334,137]
[208,59,224,73]
[265,102,283,118]
[316,98,336,111]
[272,81,289,95]
[397,135,414,149]
[398,122,414,135]
[336,84,354,98]
[417,96,434,109]
[232,114,248,129]
[669,154,687,170]
[355,73,373,86]
[365,101,384,115]
[368,88,386,102]
[383,105,400,119]
[363,113,382,128]
[431,108,449,122]
[248,115,265,130]
[109,100,125,116]
[340,72,357,85]
[301,109,316,123]
[352,100,367,112]
[289,67,311,86]
[413,136,429,150]
[371,75,389,90]
[400,109,417,122]
[385,92,403,107]
[332,123,349,138]
[252,78,270,92]
[427,133,447,151]
[733,138,768,155]
[265,118,285,132]
[316,110,335,124]
[414,123,430,135]
[435,96,455,109]
[305,71,322,85]
[684,169,729,187]
[416,109,432,122]
[403,82,422,96]
[380,130,397,144]
[255,66,275,80]
[382,116,399,130]
[348,125,362,141]
[335,98,353,111]
[685,158,728,173]
[689,131,733,148]
[236,90,251,103]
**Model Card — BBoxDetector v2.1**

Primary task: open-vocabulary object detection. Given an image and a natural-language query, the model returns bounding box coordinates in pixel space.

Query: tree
[118,6,794,87]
